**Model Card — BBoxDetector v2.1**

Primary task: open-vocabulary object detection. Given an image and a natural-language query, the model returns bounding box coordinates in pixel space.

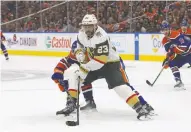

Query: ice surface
[1,55,191,132]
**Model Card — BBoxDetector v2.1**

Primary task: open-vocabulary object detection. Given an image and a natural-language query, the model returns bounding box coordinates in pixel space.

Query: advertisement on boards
[139,34,166,55]
[108,34,134,54]
[4,33,38,50]
[45,35,72,51]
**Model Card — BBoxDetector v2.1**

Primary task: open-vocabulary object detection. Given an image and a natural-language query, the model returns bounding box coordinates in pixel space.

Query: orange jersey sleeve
[177,28,191,36]
[162,30,180,52]
[177,28,182,33]
[169,30,180,39]
[54,50,78,73]
[186,28,191,35]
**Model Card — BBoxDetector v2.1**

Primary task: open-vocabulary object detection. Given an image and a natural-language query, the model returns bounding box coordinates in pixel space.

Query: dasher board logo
[7,34,19,47]
[45,36,71,50]
[20,37,37,46]
[151,34,164,53]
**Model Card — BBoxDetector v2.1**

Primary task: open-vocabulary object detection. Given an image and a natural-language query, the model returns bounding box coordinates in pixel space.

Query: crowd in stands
[1,1,191,33]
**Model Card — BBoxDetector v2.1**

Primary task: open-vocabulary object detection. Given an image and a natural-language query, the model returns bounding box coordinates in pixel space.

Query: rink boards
[2,33,166,61]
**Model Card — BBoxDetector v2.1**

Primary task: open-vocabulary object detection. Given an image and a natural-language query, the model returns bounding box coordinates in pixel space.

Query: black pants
[84,61,126,89]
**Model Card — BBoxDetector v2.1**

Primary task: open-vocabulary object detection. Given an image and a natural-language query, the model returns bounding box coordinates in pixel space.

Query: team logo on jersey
[151,34,163,53]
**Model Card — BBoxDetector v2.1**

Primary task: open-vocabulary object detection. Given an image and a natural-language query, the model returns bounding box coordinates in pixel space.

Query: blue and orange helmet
[160,20,170,30]
[181,20,188,27]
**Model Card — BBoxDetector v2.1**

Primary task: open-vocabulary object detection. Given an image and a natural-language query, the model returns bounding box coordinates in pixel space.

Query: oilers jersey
[177,27,191,39]
[162,30,191,57]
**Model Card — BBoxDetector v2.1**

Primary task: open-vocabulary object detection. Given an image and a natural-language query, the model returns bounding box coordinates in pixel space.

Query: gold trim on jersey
[93,55,108,64]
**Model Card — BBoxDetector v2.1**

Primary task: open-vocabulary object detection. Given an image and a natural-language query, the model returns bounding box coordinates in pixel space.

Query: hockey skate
[80,99,97,112]
[134,102,152,121]
[143,103,157,116]
[5,56,9,60]
[56,97,77,116]
[174,80,185,90]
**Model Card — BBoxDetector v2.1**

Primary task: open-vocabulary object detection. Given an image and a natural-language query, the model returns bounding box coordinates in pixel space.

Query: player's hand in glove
[51,72,68,92]
[162,58,169,69]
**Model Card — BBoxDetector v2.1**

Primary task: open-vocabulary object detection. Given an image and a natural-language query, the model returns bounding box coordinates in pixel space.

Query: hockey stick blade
[66,121,79,126]
[146,67,164,87]
[146,80,153,86]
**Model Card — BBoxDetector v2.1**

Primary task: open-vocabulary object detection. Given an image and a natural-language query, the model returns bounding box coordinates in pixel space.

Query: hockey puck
[66,121,79,126]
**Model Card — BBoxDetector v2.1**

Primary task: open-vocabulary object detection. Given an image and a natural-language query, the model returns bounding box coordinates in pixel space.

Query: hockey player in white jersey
[65,14,154,120]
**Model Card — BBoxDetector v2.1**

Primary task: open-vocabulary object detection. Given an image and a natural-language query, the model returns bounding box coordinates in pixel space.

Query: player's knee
[170,66,179,73]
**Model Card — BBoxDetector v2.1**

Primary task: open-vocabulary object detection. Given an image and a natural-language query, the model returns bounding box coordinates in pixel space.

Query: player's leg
[120,64,155,115]
[79,70,102,111]
[80,83,96,111]
[105,62,152,120]
[169,55,186,89]
[51,78,76,116]
[126,83,155,115]
[187,54,191,68]
[52,64,79,116]
[56,71,79,115]
[1,43,9,60]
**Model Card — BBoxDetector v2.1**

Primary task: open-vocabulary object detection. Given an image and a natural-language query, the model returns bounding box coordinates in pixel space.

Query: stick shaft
[76,77,80,125]
[151,67,164,86]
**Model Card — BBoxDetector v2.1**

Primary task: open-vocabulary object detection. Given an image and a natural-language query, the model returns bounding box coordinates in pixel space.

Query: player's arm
[86,40,109,71]
[162,36,173,52]
[51,51,76,92]
[170,35,191,55]
[162,38,175,68]
[77,37,109,71]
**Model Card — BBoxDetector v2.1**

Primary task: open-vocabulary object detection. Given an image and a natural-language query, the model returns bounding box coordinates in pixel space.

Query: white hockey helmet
[81,14,98,25]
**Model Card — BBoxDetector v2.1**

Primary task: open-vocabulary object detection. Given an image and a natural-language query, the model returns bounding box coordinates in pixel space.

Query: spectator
[1,1,191,33]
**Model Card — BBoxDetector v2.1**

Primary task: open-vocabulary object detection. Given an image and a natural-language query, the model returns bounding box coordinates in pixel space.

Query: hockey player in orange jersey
[177,20,191,68]
[161,20,191,89]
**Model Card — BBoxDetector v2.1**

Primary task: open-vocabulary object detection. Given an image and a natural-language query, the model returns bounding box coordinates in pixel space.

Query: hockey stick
[146,67,165,87]
[66,77,80,126]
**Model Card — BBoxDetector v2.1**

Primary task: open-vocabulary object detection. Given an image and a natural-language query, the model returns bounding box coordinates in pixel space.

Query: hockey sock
[68,89,78,99]
[171,66,181,81]
[81,83,93,101]
[127,83,147,105]
[114,84,139,108]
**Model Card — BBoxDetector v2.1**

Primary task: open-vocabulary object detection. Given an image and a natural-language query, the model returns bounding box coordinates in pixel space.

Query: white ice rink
[1,55,191,132]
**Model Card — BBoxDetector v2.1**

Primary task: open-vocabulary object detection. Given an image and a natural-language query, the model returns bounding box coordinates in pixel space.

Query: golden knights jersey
[77,26,120,71]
